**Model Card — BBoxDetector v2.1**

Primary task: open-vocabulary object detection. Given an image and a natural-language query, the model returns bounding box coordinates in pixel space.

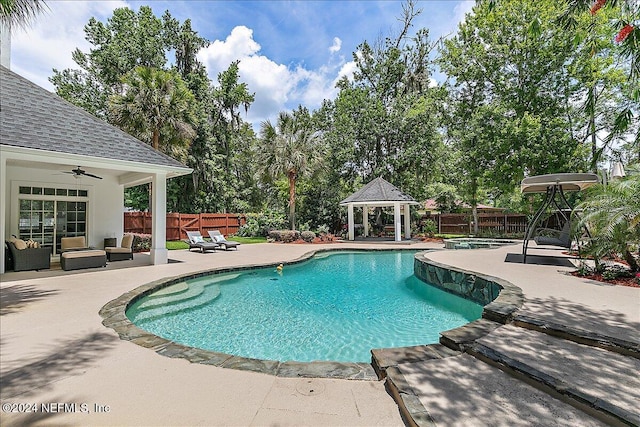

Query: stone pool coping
[99,248,524,380]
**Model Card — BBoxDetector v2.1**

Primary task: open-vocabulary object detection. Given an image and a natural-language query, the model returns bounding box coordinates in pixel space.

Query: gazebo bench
[61,249,107,271]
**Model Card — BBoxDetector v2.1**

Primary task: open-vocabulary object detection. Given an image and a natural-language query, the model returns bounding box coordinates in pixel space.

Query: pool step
[145,281,190,298]
[138,281,206,310]
[382,322,639,426]
[512,314,640,359]
[468,324,640,426]
[131,285,220,322]
[386,352,608,427]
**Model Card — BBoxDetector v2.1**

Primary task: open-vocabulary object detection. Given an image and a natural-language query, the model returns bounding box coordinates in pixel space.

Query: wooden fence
[124,212,246,241]
[435,213,528,235]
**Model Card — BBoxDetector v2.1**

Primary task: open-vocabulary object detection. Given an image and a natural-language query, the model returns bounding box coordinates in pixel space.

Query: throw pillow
[191,235,204,243]
[13,239,28,250]
[213,235,225,242]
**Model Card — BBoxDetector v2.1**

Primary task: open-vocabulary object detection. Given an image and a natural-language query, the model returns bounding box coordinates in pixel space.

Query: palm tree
[109,66,197,161]
[259,110,322,230]
[575,173,640,272]
[0,0,47,29]
[109,66,197,212]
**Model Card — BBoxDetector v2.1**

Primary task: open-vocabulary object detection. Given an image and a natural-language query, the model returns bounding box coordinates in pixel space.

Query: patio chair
[5,238,51,271]
[208,230,240,251]
[534,221,572,248]
[105,234,134,261]
[186,231,219,253]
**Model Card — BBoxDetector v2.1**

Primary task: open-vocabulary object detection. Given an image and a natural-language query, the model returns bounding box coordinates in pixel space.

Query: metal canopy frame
[521,173,599,263]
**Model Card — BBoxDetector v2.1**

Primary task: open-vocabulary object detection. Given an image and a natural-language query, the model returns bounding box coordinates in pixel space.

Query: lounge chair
[534,221,572,248]
[186,231,219,253]
[208,230,240,251]
[105,234,134,261]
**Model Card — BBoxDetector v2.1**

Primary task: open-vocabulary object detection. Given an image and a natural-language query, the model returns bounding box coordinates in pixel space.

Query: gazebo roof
[340,177,419,205]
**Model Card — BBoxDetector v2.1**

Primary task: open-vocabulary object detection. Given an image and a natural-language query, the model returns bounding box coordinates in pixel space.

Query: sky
[8,0,475,127]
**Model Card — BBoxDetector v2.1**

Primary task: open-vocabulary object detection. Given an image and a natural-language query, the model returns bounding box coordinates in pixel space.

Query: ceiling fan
[64,166,103,180]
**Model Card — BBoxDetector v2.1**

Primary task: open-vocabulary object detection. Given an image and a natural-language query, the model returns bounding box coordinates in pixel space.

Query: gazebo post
[347,203,355,241]
[394,202,401,242]
[404,203,411,239]
[363,205,369,237]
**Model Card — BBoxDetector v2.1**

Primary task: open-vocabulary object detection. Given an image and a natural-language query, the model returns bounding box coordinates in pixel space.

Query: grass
[166,236,266,250]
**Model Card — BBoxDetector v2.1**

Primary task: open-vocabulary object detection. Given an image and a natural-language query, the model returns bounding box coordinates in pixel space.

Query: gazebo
[340,177,420,241]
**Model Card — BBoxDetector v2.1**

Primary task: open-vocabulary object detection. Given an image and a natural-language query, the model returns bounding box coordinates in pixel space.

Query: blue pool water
[127,251,483,363]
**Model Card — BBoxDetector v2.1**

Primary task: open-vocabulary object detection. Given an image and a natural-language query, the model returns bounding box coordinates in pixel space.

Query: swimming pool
[126,251,483,363]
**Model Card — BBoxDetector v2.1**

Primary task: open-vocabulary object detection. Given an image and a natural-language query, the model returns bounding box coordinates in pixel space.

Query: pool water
[127,251,483,363]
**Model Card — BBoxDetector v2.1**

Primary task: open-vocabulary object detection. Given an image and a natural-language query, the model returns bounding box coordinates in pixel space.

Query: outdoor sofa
[60,236,107,271]
[5,238,51,271]
[534,221,572,248]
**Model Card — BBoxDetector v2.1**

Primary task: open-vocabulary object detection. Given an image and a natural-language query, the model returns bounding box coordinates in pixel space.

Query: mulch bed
[570,271,640,288]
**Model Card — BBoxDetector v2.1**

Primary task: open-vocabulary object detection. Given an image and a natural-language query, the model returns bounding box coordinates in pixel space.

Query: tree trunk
[152,129,160,151]
[624,248,639,273]
[471,176,479,235]
[589,86,598,173]
[472,205,479,235]
[288,171,296,230]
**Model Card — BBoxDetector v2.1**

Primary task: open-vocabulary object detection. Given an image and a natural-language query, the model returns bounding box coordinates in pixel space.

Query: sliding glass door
[17,186,88,255]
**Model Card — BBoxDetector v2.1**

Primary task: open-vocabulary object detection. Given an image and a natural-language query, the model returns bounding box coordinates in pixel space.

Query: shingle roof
[0,66,187,169]
[340,177,418,204]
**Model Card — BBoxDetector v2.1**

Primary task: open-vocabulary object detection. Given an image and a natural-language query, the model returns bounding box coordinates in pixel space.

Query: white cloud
[198,25,353,129]
[10,0,127,90]
[329,37,342,54]
[453,1,475,27]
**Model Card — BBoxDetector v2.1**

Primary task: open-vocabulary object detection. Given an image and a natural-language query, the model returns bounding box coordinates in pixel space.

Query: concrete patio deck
[1,241,638,426]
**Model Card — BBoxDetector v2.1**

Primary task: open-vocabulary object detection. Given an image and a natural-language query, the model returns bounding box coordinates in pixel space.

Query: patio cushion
[61,236,87,251]
[191,235,205,243]
[105,247,131,254]
[61,249,106,259]
[12,238,27,250]
[121,234,134,249]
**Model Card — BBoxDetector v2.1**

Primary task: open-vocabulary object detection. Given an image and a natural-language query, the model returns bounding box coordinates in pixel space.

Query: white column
[394,202,401,242]
[404,204,411,239]
[150,173,168,265]
[347,203,354,241]
[0,153,6,273]
[363,204,368,237]
[1,21,10,69]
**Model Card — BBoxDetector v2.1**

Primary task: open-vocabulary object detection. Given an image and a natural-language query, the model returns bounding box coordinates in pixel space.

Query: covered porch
[0,66,192,274]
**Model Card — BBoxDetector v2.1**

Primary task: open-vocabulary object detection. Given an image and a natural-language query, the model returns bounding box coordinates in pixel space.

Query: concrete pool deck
[1,241,639,426]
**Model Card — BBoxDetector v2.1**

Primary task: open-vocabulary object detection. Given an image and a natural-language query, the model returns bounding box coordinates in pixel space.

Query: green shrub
[316,224,330,235]
[131,233,151,252]
[268,230,300,242]
[421,219,437,237]
[237,210,287,237]
[602,265,633,281]
[301,231,316,242]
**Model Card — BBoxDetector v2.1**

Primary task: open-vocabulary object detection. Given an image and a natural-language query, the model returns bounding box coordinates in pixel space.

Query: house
[0,66,192,273]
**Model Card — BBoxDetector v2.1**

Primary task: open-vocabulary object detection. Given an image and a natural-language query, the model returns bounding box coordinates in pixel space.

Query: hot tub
[443,238,518,250]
